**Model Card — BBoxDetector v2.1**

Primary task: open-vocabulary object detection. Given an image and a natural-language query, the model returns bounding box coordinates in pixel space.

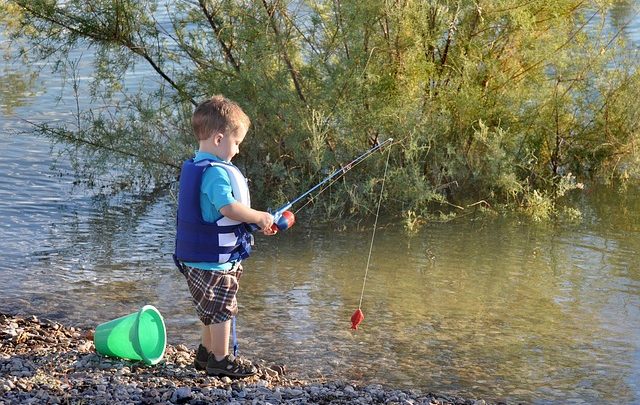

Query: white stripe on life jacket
[208,162,251,263]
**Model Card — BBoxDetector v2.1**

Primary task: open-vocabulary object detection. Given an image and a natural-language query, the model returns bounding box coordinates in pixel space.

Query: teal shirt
[183,151,239,270]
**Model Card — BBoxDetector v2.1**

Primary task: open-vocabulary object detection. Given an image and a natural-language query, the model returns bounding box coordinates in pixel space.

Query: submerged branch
[23,119,180,170]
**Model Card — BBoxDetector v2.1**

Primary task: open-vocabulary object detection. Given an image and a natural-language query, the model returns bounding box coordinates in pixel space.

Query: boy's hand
[255,211,275,235]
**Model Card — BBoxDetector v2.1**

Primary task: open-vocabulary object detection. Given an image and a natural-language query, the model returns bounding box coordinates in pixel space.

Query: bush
[1,0,638,224]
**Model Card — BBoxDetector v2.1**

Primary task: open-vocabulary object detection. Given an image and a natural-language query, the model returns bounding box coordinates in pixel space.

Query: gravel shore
[1,313,491,404]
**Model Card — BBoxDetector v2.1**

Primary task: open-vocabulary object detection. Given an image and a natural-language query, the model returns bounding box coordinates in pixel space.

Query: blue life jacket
[173,159,253,268]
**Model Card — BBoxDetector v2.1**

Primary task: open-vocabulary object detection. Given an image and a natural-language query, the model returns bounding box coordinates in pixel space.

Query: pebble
[0,312,485,405]
[286,388,304,397]
[270,390,282,401]
[171,386,192,402]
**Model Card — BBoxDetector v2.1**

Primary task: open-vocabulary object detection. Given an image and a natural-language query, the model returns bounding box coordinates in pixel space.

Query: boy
[174,95,275,378]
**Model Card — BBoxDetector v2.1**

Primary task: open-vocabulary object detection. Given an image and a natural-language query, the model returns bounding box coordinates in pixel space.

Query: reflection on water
[0,130,638,403]
[1,3,640,404]
[610,0,640,47]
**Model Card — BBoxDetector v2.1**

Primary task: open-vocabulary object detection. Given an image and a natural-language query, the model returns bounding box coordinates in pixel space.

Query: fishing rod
[251,137,394,233]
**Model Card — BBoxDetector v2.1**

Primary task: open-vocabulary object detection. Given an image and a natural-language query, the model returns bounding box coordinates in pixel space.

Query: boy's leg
[207,320,231,361]
[183,264,256,376]
[201,323,212,350]
[192,324,210,370]
[205,318,256,377]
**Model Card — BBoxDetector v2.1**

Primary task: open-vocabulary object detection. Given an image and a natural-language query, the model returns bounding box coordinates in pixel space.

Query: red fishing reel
[270,210,295,233]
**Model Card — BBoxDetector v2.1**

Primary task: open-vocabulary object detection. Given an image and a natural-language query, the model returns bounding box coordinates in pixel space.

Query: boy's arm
[220,202,274,233]
[204,166,275,234]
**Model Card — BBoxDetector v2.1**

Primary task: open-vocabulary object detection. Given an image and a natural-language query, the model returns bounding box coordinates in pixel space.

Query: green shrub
[1,0,638,225]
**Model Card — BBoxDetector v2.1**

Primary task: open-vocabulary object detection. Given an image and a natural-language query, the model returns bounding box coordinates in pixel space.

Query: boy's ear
[212,133,224,144]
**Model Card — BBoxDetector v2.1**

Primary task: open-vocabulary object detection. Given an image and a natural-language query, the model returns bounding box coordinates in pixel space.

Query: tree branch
[14,2,196,106]
[261,0,307,104]
[439,3,461,75]
[333,0,350,60]
[197,0,241,72]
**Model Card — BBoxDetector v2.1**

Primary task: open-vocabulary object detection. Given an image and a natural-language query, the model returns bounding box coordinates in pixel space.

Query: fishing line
[293,140,397,216]
[249,139,394,233]
[358,144,392,308]
[351,144,392,329]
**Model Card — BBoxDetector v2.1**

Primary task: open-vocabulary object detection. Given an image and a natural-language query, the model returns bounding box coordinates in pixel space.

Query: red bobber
[350,308,365,330]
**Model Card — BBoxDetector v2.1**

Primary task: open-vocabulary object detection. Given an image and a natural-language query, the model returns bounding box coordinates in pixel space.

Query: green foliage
[1,0,639,223]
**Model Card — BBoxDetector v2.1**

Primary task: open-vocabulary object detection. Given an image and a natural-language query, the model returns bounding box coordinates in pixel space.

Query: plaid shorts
[182,263,243,325]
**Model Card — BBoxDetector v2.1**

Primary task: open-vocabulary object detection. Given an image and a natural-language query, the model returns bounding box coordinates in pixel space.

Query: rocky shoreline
[1,313,491,404]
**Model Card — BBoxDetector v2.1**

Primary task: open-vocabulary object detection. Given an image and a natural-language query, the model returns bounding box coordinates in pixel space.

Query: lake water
[1,4,639,404]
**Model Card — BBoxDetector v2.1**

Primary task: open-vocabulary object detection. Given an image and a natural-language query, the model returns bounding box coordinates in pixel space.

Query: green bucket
[94,305,166,365]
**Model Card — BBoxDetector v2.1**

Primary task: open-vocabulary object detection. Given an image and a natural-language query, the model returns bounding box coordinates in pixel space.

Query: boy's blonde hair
[192,95,251,141]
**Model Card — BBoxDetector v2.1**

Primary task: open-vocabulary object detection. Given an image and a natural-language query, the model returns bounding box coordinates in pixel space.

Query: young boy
[174,95,275,378]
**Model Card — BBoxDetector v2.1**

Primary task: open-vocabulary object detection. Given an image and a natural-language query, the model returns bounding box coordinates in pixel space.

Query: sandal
[206,354,257,378]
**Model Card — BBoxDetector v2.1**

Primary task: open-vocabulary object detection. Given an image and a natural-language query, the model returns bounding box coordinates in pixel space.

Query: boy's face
[216,124,247,161]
